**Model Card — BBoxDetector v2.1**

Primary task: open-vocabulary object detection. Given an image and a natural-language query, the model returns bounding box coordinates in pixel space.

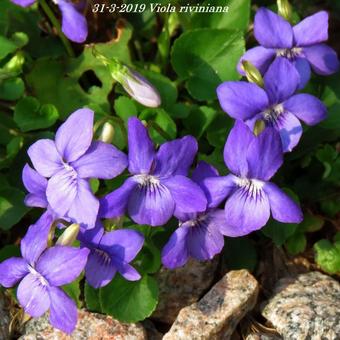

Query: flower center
[276,47,302,60]
[261,104,284,124]
[28,265,49,286]
[134,174,160,187]
[63,162,78,180]
[180,213,207,229]
[236,177,264,198]
[94,249,111,265]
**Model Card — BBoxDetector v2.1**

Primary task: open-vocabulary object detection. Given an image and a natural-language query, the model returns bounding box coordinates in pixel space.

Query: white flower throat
[262,103,284,123]
[276,47,302,60]
[236,177,264,198]
[135,174,160,187]
[28,265,48,286]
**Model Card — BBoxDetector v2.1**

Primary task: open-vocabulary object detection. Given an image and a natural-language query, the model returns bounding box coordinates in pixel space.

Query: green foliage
[262,189,301,246]
[84,282,102,313]
[262,219,298,247]
[314,234,340,274]
[191,0,251,31]
[0,187,30,230]
[99,274,158,322]
[0,244,20,262]
[171,29,244,100]
[14,97,59,132]
[284,213,325,255]
[62,275,83,308]
[285,232,306,255]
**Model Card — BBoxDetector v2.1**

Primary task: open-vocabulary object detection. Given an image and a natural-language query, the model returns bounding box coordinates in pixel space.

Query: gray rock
[262,271,340,340]
[152,257,219,324]
[0,292,10,340]
[163,269,259,340]
[245,334,282,340]
[19,309,147,340]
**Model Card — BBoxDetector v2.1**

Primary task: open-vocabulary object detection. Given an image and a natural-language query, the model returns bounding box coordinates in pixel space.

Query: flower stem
[38,0,75,57]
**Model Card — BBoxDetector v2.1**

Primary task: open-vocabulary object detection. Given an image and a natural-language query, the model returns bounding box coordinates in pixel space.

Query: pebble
[19,309,147,340]
[152,257,219,324]
[262,271,340,340]
[163,269,259,340]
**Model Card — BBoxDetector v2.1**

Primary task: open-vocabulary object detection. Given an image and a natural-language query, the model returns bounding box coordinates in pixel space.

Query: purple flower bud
[121,69,161,108]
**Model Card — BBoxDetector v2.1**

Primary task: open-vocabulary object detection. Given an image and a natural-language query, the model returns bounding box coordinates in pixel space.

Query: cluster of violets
[1,5,339,335]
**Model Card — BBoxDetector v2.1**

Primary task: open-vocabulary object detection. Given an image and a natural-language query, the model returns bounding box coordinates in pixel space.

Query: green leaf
[14,96,59,132]
[0,77,24,100]
[334,232,340,243]
[285,232,307,255]
[262,188,301,246]
[168,102,190,119]
[138,69,177,109]
[26,24,132,119]
[206,113,233,148]
[134,239,161,275]
[191,0,250,31]
[198,148,226,175]
[320,198,340,218]
[62,275,82,308]
[224,237,257,272]
[85,282,102,313]
[4,2,64,58]
[171,29,244,100]
[0,187,30,230]
[262,219,298,246]
[184,106,217,138]
[320,103,340,130]
[0,244,20,262]
[6,136,23,158]
[314,239,340,274]
[114,96,138,123]
[0,35,17,60]
[140,108,177,144]
[100,274,158,323]
[0,112,16,146]
[299,213,324,233]
[0,135,24,170]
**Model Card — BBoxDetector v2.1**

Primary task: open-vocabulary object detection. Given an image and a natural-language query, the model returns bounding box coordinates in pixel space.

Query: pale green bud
[99,122,115,144]
[277,0,292,22]
[241,60,264,88]
[254,119,266,136]
[56,223,80,246]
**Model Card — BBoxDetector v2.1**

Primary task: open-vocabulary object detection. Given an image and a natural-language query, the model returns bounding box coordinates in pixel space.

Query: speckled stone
[152,257,219,324]
[245,333,281,340]
[19,309,147,340]
[163,270,259,340]
[0,292,10,340]
[262,271,340,340]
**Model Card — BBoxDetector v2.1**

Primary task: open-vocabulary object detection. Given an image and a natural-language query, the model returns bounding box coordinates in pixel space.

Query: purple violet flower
[201,121,303,236]
[218,57,327,152]
[78,222,144,288]
[99,117,207,226]
[27,108,127,228]
[238,8,339,88]
[11,0,88,43]
[162,161,230,269]
[22,163,49,209]
[0,212,89,334]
